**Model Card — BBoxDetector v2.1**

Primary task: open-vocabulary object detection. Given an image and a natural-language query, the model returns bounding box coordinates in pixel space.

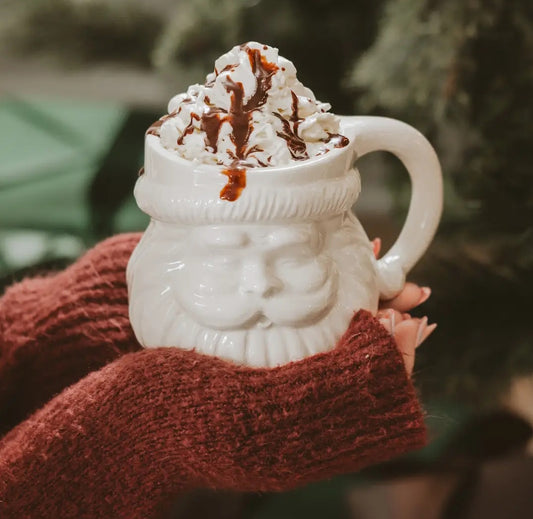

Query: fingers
[377,308,402,335]
[380,283,431,313]
[377,310,437,376]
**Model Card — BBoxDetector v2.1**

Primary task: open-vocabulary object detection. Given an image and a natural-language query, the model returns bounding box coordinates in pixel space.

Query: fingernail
[426,323,437,336]
[415,316,428,345]
[372,238,382,258]
[418,287,431,305]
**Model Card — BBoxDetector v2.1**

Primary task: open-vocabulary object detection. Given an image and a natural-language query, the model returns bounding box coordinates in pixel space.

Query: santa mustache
[179,273,337,330]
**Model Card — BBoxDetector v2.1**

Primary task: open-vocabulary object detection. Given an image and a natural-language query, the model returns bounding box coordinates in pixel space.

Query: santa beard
[127,215,379,367]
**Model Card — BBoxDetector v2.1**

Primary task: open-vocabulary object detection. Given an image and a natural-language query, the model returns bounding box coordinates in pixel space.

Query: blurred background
[0,0,532,517]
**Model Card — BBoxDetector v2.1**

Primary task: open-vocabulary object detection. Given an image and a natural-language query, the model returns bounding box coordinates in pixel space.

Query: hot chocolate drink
[146,42,349,200]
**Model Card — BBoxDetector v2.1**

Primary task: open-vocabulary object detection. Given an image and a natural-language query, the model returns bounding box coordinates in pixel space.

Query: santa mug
[127,116,442,367]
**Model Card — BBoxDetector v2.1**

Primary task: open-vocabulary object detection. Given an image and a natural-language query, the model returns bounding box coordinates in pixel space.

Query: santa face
[173,222,337,330]
[127,213,379,367]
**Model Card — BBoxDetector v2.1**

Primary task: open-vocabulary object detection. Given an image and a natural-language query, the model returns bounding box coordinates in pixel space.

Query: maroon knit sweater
[0,234,426,519]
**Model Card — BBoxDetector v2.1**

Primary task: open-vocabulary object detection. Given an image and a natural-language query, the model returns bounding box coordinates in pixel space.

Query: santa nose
[240,258,282,297]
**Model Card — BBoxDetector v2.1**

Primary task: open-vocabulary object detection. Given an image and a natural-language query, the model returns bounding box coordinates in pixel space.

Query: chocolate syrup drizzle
[273,91,309,160]
[325,132,350,148]
[146,110,178,136]
[145,44,350,202]
[201,45,280,201]
[177,113,200,145]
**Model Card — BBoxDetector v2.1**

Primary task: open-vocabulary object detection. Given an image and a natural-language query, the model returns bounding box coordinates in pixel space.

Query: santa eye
[205,256,239,269]
[276,257,305,269]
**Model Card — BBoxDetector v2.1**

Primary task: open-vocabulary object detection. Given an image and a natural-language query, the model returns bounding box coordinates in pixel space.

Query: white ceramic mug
[127,116,442,367]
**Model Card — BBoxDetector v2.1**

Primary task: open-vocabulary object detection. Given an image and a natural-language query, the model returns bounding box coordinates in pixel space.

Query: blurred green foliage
[0,98,148,283]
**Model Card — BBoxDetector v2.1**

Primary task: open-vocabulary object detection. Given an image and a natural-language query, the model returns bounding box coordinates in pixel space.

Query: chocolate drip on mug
[220,166,247,202]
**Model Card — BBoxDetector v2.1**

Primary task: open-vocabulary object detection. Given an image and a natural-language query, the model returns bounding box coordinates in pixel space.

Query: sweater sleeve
[0,311,426,519]
[0,234,142,436]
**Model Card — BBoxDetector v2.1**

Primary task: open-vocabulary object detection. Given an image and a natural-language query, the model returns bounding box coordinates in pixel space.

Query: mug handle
[340,116,443,299]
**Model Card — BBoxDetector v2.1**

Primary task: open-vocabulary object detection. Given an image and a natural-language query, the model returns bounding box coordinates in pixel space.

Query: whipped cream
[150,42,348,165]
[146,42,349,200]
